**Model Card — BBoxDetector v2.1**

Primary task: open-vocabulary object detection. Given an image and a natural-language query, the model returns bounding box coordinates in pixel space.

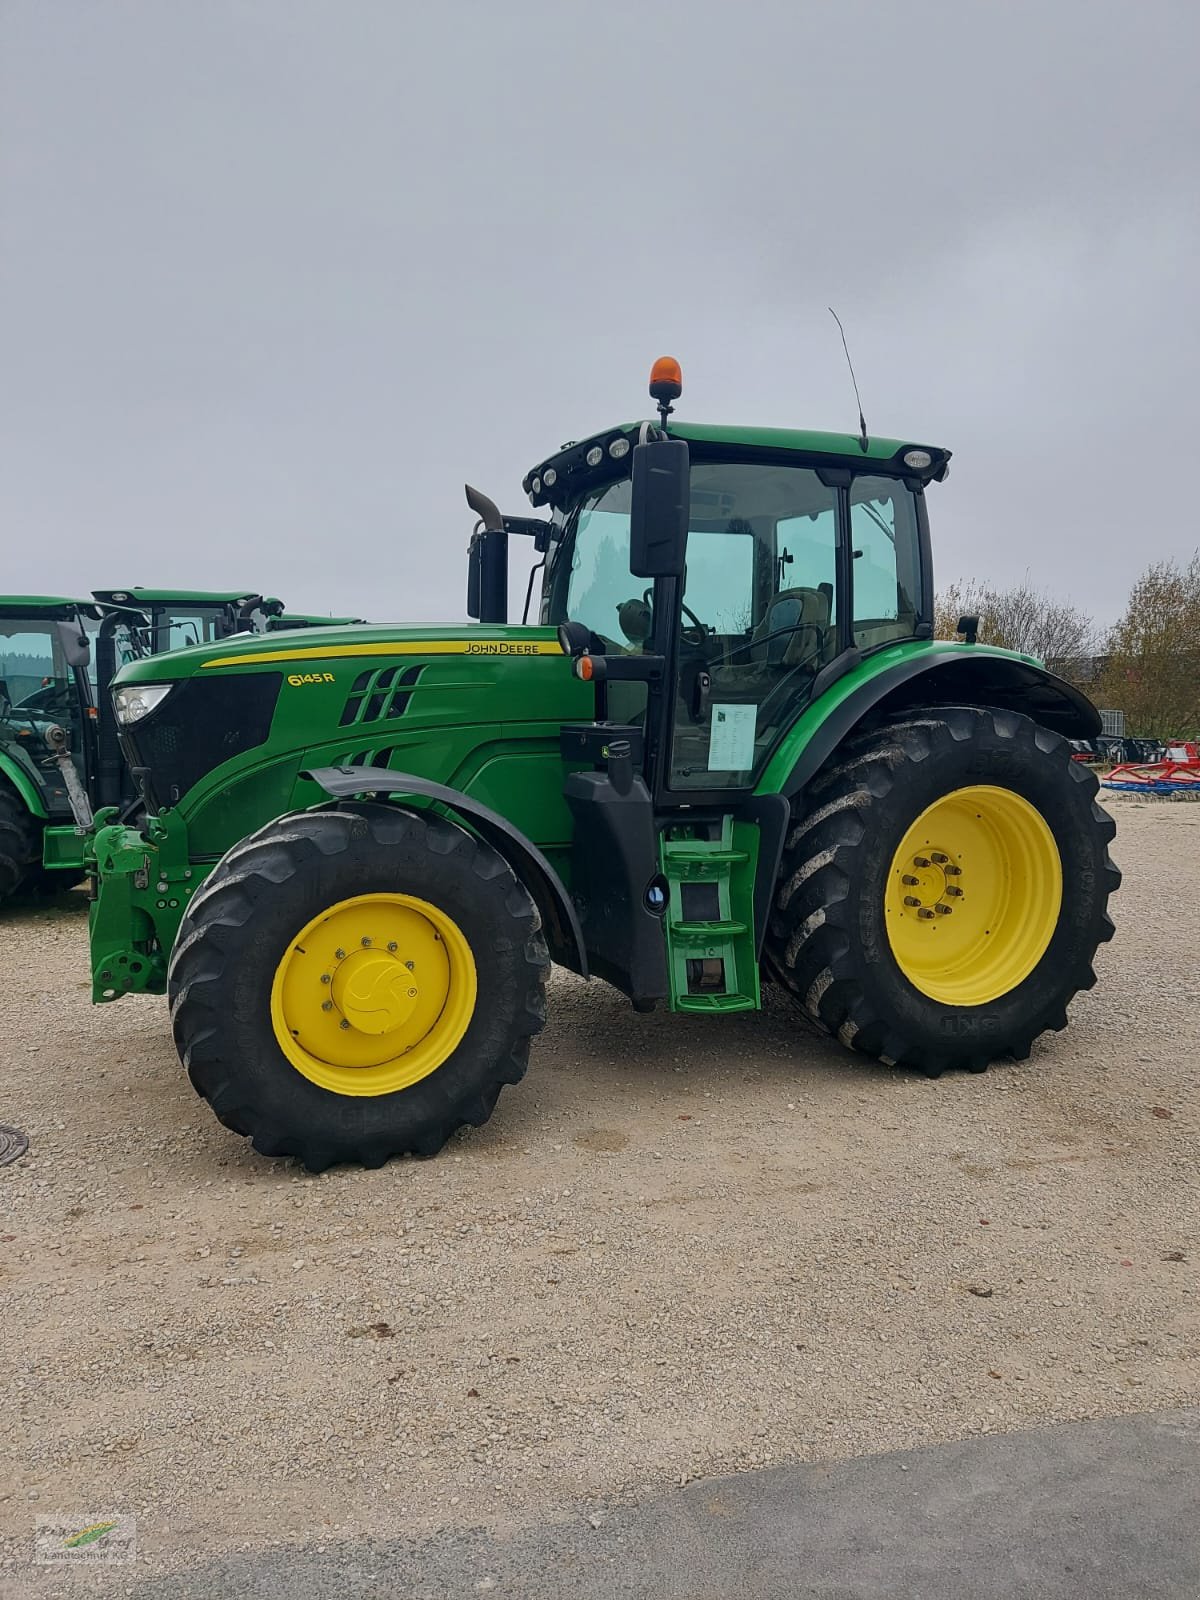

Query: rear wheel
[0,784,42,905]
[765,707,1120,1073]
[169,804,549,1169]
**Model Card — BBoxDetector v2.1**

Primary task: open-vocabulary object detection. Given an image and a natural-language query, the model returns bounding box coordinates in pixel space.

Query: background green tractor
[70,362,1118,1168]
[0,587,336,905]
[92,587,283,648]
[0,596,100,901]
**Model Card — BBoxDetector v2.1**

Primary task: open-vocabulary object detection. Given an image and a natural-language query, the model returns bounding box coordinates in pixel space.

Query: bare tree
[1096,552,1200,740]
[933,576,1098,665]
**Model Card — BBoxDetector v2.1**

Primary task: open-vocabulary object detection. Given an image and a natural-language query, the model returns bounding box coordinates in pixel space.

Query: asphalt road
[125,1408,1200,1599]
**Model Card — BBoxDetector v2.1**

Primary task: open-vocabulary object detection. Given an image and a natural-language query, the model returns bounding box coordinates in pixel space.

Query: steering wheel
[680,601,709,649]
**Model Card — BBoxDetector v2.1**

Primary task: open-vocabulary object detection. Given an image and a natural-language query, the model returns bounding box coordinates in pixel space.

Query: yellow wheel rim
[269,892,477,1096]
[884,784,1062,1007]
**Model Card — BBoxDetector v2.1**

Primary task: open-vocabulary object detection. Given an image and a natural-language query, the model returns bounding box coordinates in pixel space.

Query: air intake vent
[338,664,424,727]
[332,747,399,771]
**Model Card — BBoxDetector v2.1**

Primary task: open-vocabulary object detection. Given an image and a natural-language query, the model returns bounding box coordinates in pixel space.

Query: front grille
[121,672,282,810]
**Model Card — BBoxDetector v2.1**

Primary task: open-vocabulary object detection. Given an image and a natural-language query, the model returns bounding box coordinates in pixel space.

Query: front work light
[113,682,174,726]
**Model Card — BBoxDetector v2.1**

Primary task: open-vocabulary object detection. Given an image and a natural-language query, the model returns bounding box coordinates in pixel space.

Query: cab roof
[0,595,98,620]
[523,420,950,510]
[92,588,273,607]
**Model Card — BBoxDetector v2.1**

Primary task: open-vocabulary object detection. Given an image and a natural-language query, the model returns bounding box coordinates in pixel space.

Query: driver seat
[753,584,833,668]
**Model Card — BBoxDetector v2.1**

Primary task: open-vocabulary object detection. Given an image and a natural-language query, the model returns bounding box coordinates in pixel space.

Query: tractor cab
[530,415,945,802]
[92,589,282,663]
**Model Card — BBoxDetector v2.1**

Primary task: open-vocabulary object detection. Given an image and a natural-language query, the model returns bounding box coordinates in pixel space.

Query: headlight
[113,683,174,726]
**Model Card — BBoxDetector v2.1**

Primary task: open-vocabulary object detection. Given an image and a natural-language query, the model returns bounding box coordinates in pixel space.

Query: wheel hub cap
[331,949,420,1035]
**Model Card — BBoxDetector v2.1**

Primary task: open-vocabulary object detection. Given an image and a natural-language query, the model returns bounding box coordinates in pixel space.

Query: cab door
[662,461,842,799]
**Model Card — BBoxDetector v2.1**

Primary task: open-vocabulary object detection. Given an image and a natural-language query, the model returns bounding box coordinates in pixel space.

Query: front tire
[0,783,42,905]
[764,707,1120,1074]
[168,804,549,1169]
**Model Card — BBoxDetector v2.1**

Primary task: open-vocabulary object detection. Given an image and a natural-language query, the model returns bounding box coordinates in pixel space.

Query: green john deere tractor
[62,361,1118,1169]
[0,596,102,901]
[1,588,311,904]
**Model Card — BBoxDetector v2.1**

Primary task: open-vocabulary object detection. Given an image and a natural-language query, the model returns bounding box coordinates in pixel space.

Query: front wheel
[168,804,549,1169]
[765,707,1120,1074]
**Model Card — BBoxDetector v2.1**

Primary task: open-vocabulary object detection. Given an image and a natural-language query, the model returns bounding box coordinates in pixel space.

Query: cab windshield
[0,618,80,721]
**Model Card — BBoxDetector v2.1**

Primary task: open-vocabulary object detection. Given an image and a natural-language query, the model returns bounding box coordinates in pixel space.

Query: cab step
[658,815,760,1014]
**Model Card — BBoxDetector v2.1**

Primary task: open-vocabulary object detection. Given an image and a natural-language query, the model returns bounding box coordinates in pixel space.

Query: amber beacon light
[648,356,683,426]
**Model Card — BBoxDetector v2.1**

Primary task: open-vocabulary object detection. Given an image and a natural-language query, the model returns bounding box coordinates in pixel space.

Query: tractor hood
[110,625,566,686]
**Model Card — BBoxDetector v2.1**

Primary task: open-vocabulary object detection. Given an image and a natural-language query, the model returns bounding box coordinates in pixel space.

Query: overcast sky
[2,0,1198,628]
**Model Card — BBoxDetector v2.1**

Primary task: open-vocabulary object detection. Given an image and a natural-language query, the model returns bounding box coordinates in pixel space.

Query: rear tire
[168,804,549,1169]
[764,706,1120,1074]
[0,784,42,905]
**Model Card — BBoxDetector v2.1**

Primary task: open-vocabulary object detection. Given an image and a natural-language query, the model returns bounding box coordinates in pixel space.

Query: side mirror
[54,618,91,669]
[629,438,689,579]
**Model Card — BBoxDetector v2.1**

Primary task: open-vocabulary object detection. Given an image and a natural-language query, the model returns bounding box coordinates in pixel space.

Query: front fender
[0,750,48,819]
[304,765,588,978]
[759,643,1102,800]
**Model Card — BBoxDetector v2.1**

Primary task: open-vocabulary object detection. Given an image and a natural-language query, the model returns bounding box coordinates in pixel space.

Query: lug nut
[339,1019,350,1030]
[361,937,372,947]
[322,1000,333,1012]
[917,908,936,920]
[903,896,921,908]
[901,874,919,886]
[334,947,346,960]
[387,941,398,953]
[407,988,417,998]
[935,903,953,915]
[945,885,964,898]
[320,973,331,985]
[931,852,948,864]
[913,856,930,868]
[944,864,962,877]
[404,960,415,971]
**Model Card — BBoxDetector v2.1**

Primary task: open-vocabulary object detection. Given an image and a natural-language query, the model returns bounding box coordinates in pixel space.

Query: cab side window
[849,477,921,652]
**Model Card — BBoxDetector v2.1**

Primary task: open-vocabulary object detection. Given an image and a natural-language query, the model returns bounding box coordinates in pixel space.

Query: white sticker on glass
[707,702,757,772]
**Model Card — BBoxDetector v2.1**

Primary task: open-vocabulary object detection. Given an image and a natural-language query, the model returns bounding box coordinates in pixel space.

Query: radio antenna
[828,306,868,451]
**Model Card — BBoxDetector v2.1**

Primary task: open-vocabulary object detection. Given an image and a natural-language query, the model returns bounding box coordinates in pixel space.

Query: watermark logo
[34,1514,136,1564]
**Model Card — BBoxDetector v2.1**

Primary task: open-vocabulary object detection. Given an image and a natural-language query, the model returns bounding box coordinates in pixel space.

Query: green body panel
[754,639,1042,796]
[0,749,49,818]
[86,628,591,997]
[42,824,88,870]
[109,623,567,684]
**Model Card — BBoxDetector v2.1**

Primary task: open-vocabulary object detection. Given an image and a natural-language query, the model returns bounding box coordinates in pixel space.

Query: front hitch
[86,809,200,1002]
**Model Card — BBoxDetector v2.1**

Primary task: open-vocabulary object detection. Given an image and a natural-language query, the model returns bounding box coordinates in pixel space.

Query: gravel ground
[1,792,1197,1586]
